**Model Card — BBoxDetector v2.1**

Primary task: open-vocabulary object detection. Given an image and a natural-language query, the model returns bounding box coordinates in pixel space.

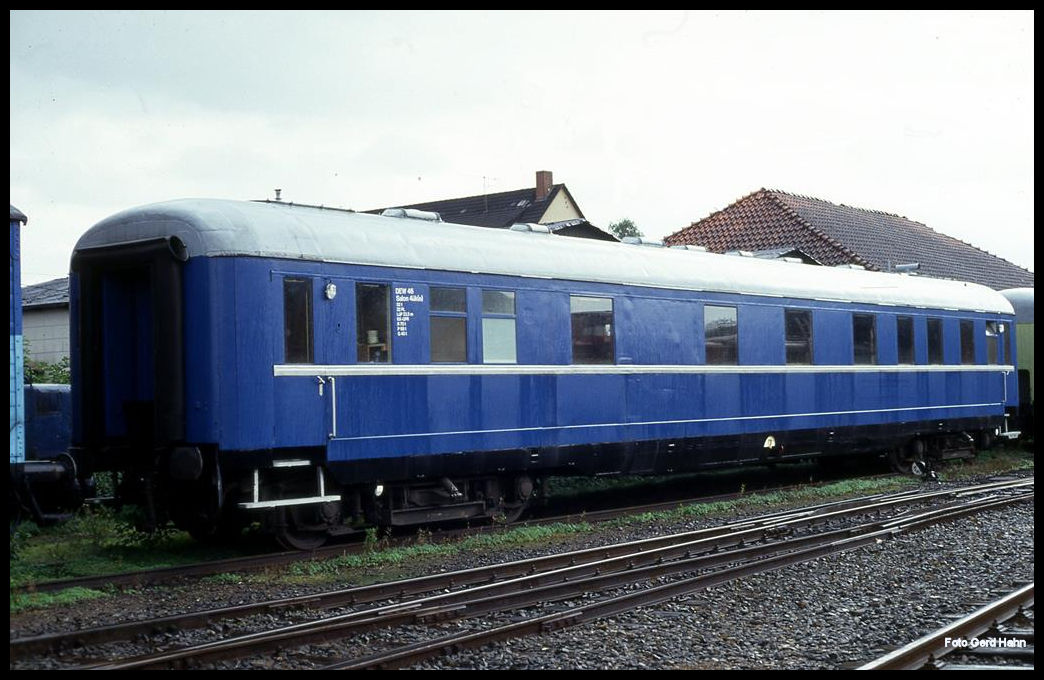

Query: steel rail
[16,477,1029,663]
[856,583,1035,670]
[8,481,936,660]
[82,491,1031,670]
[327,493,1035,670]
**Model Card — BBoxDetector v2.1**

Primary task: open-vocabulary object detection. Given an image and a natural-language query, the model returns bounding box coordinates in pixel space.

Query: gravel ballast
[9,473,1034,670]
[409,502,1034,670]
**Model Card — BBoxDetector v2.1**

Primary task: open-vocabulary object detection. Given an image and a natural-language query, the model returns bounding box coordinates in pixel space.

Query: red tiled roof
[664,189,1033,291]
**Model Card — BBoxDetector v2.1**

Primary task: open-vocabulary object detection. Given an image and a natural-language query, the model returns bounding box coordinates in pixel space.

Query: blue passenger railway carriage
[69,199,1020,548]
[12,205,81,524]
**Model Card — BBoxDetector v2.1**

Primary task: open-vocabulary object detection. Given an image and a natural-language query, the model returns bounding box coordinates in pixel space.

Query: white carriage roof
[74,198,1014,315]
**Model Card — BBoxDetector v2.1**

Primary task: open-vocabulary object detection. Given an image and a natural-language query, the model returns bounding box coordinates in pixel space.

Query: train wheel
[492,475,534,523]
[495,498,530,523]
[273,505,330,551]
[888,438,926,476]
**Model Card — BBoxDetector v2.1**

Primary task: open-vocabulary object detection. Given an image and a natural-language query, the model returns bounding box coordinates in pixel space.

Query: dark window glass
[571,296,614,364]
[853,314,877,365]
[705,305,738,365]
[784,309,813,365]
[357,283,391,363]
[482,290,516,364]
[431,287,466,313]
[897,316,915,364]
[985,321,1001,365]
[431,316,467,362]
[482,290,515,315]
[1005,322,1014,366]
[430,287,467,363]
[927,318,944,364]
[960,320,975,364]
[283,278,313,363]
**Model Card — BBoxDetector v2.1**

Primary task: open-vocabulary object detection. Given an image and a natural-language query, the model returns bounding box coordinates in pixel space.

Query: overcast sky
[10,10,1034,285]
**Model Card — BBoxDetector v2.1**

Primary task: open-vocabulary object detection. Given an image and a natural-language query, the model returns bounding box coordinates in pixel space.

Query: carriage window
[897,316,915,364]
[1005,322,1014,365]
[571,296,614,364]
[985,321,1000,365]
[960,320,975,364]
[705,305,738,365]
[430,286,467,363]
[927,318,943,364]
[784,309,812,365]
[283,278,313,363]
[431,287,466,314]
[357,283,391,363]
[482,290,516,364]
[853,314,876,365]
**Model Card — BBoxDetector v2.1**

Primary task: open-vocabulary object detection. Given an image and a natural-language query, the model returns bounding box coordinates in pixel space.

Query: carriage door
[73,237,186,455]
[101,268,154,441]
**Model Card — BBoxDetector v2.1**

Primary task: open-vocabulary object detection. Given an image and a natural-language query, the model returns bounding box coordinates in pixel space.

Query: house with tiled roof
[367,170,617,242]
[21,276,71,364]
[664,189,1034,291]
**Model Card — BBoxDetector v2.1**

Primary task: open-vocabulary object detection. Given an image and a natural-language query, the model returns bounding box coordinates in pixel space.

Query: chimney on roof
[535,170,553,201]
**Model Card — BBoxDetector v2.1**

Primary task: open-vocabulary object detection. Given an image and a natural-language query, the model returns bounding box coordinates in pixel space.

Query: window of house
[927,317,944,364]
[571,296,614,364]
[897,316,915,364]
[357,283,391,363]
[283,277,313,363]
[985,321,1000,365]
[482,290,516,364]
[784,309,812,365]
[853,313,877,365]
[431,286,467,363]
[960,319,976,364]
[705,305,738,365]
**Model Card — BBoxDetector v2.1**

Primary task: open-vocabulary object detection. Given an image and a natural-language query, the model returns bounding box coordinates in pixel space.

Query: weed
[10,586,108,614]
[363,526,378,552]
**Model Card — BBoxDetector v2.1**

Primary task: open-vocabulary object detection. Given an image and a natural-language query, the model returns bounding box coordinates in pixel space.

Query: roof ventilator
[509,223,552,234]
[381,208,443,222]
[669,244,708,252]
[725,250,755,257]
[622,237,665,247]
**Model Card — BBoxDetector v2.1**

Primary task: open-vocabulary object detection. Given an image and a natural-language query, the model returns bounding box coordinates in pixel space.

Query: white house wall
[23,307,70,364]
[539,189,583,223]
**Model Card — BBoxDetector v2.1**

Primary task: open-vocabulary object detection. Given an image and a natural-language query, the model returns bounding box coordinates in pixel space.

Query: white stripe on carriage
[275,363,1014,377]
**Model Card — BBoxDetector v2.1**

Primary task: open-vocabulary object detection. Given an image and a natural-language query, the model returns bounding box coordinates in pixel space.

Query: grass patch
[936,446,1035,479]
[10,586,109,613]
[601,474,919,529]
[282,521,594,586]
[9,505,249,596]
[200,572,250,585]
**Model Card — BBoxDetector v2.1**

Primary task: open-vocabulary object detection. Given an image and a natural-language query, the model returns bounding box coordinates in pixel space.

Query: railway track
[10,476,1032,669]
[10,468,904,597]
[857,583,1034,670]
